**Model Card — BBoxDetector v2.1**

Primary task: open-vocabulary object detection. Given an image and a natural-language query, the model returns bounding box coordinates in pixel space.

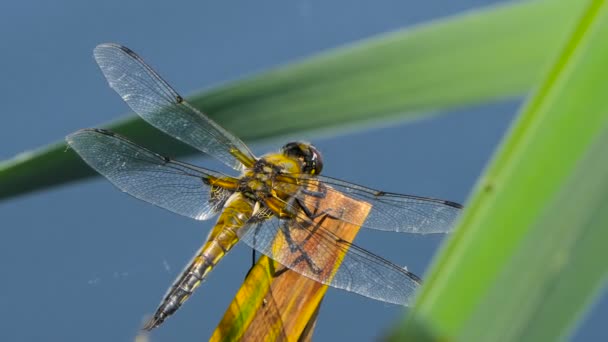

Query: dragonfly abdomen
[143,193,256,330]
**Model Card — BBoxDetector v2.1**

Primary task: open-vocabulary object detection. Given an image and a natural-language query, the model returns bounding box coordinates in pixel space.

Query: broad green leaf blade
[512,142,608,341]
[0,0,584,200]
[396,0,608,340]
[462,116,608,342]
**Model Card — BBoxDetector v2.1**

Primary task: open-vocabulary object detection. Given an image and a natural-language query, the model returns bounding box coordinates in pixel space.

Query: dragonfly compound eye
[282,142,323,175]
[307,145,323,175]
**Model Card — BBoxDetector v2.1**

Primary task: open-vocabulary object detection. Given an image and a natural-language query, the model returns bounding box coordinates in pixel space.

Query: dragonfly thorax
[238,148,314,204]
[242,154,297,192]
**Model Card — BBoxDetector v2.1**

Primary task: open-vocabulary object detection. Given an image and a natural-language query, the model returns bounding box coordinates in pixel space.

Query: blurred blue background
[0,0,605,341]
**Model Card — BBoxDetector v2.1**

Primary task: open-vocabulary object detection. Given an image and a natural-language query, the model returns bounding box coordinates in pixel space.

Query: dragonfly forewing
[93,43,257,171]
[282,174,462,234]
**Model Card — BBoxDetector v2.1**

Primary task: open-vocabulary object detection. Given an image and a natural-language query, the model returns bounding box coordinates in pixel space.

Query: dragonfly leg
[278,220,323,275]
[274,196,343,277]
[298,183,345,222]
[299,187,326,199]
[245,225,261,279]
[251,249,257,268]
[289,253,323,275]
[299,180,328,199]
[294,198,343,246]
[273,251,322,277]
[244,248,258,279]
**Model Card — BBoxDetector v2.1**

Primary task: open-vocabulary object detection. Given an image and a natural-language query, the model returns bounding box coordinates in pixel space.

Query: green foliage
[394,1,608,341]
[0,1,579,200]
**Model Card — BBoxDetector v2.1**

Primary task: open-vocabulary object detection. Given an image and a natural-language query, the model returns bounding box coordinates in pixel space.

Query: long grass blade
[0,1,584,200]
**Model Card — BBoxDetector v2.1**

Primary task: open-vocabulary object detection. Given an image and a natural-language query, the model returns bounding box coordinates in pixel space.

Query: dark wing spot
[444,200,463,209]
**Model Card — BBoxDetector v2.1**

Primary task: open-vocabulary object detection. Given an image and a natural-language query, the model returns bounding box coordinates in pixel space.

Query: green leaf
[0,0,583,200]
[395,1,608,340]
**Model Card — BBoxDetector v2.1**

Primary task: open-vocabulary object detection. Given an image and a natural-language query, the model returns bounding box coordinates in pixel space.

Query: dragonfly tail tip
[141,314,165,332]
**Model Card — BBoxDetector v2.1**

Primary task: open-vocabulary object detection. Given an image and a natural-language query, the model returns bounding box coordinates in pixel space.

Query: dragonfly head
[281,142,324,175]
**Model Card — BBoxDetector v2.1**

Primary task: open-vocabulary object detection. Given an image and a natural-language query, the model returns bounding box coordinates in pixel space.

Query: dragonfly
[66,43,463,331]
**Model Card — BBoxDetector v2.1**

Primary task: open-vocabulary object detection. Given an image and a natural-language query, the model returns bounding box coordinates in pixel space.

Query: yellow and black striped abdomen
[143,193,256,330]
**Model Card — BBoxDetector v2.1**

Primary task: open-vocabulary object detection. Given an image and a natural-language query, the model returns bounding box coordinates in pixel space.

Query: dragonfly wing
[67,128,236,220]
[93,43,257,171]
[240,211,420,306]
[287,174,462,234]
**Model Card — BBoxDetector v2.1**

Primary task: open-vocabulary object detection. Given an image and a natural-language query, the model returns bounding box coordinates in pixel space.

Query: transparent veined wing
[93,43,257,171]
[67,128,237,220]
[240,208,421,306]
[281,174,462,234]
